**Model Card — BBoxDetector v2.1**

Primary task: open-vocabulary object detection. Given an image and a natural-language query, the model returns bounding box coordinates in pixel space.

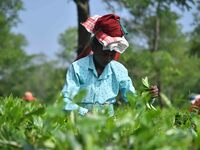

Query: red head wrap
[94,14,123,37]
[75,14,123,61]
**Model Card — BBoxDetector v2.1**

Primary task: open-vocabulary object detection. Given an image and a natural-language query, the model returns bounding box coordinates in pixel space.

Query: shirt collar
[88,55,95,70]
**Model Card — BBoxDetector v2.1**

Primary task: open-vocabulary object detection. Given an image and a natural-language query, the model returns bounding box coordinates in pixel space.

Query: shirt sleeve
[119,70,136,103]
[62,64,88,115]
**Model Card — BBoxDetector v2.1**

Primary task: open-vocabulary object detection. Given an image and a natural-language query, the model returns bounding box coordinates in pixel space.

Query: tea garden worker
[62,14,159,116]
[23,91,36,101]
[189,94,200,114]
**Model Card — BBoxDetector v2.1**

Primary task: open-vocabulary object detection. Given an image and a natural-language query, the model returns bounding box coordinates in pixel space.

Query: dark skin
[90,37,159,97]
[91,37,116,76]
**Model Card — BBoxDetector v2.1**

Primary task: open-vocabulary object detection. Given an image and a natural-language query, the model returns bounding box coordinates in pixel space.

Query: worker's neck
[93,57,104,77]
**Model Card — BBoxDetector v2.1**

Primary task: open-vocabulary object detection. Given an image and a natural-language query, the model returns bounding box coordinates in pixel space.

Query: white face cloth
[102,36,129,54]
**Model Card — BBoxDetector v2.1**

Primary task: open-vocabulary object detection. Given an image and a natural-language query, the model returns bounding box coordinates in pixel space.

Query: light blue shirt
[62,55,135,115]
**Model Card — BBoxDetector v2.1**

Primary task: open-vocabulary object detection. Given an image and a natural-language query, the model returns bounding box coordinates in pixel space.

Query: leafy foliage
[189,1,200,57]
[0,0,66,100]
[57,27,78,63]
[0,0,29,96]
[0,1,200,149]
[0,88,199,149]
[120,48,200,107]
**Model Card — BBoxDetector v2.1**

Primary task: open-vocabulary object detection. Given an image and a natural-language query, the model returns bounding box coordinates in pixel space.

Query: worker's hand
[78,107,89,116]
[86,112,93,117]
[149,85,159,98]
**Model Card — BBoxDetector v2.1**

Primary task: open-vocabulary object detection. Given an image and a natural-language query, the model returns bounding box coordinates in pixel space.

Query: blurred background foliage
[0,0,199,106]
[1,0,200,149]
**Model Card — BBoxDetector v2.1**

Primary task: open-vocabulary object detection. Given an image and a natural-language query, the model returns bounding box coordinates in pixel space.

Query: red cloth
[189,99,200,114]
[75,14,123,61]
[94,14,123,37]
[23,91,36,101]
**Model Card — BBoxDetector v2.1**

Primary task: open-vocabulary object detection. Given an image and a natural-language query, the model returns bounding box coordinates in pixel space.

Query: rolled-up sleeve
[62,65,88,115]
[119,68,136,102]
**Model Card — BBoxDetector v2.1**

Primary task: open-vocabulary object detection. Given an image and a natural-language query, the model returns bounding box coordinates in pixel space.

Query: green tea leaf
[142,76,150,88]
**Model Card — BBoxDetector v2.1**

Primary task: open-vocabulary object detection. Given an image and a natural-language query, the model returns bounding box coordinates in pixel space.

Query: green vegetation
[0,84,199,149]
[0,0,200,149]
